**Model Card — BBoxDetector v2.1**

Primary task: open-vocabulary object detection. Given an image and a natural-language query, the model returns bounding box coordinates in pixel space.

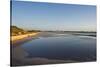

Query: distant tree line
[27,30,41,32]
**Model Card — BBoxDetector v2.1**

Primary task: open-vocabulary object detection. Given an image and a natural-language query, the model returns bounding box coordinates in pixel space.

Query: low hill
[11,26,26,36]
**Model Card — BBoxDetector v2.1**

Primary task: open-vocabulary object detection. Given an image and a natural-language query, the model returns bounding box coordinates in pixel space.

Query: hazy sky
[12,1,96,31]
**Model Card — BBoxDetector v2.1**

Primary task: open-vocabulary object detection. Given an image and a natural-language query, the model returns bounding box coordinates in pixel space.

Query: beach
[11,32,39,44]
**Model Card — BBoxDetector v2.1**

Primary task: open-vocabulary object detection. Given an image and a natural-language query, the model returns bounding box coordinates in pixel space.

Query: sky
[11,1,96,31]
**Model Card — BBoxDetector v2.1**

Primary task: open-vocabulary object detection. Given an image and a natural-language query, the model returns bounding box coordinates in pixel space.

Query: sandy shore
[11,32,39,42]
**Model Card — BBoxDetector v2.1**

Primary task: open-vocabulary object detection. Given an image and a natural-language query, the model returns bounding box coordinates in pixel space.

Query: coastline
[11,32,39,44]
[11,32,96,66]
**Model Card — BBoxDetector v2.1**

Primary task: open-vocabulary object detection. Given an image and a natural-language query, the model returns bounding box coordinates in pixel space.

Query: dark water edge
[11,32,96,66]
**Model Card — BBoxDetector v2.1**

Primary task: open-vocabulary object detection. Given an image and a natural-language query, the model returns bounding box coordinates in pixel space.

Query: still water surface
[21,32,96,61]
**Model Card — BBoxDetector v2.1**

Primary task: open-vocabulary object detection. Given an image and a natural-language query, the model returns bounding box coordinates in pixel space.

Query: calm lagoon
[20,32,96,62]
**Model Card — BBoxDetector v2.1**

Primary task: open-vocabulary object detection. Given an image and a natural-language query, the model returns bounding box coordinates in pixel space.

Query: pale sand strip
[11,33,39,42]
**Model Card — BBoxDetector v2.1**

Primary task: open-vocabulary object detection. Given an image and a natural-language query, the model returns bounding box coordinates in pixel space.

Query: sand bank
[11,32,39,42]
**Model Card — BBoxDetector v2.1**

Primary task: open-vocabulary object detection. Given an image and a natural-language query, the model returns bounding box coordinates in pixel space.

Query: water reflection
[21,32,96,62]
[11,32,96,66]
